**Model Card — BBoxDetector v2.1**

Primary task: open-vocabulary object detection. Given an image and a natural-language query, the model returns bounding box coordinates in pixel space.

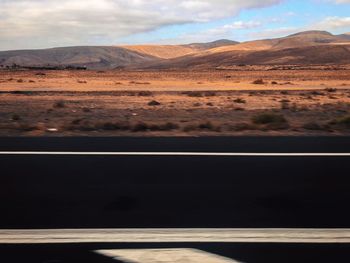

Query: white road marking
[96,248,239,263]
[1,229,350,244]
[0,151,350,156]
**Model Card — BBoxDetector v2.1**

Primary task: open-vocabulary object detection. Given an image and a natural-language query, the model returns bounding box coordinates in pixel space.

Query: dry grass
[252,79,265,85]
[1,68,350,136]
[252,112,289,130]
[53,100,65,108]
[148,100,161,106]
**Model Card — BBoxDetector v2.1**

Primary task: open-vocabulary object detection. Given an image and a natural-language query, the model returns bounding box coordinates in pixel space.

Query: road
[1,136,350,262]
[1,137,350,229]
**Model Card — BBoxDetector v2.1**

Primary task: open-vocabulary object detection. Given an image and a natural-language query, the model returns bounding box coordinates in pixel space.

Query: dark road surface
[1,137,350,262]
[1,243,350,263]
[1,137,350,229]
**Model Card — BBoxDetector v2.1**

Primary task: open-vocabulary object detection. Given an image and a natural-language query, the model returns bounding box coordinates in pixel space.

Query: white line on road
[0,152,350,156]
[1,229,350,244]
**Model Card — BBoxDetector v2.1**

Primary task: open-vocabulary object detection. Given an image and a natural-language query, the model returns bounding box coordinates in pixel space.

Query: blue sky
[0,0,350,50]
[119,0,350,44]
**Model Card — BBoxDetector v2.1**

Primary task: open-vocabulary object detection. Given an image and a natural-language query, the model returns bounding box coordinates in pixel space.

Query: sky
[0,0,350,50]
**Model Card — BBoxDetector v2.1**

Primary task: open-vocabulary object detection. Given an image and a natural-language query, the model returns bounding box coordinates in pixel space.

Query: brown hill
[142,31,350,69]
[207,31,347,53]
[1,31,349,70]
[123,40,238,59]
[122,45,197,59]
[0,46,158,69]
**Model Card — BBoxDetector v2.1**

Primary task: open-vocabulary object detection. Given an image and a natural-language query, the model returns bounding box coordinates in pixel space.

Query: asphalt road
[1,136,350,229]
[1,243,350,263]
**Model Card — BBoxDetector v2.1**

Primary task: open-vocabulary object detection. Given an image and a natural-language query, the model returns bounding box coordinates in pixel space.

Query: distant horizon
[1,29,349,52]
[0,0,350,51]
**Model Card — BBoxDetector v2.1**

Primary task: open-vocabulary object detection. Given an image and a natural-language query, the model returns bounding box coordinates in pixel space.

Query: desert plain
[1,66,350,136]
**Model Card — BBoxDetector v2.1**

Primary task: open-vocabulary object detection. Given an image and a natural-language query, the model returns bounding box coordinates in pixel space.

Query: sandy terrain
[1,68,350,136]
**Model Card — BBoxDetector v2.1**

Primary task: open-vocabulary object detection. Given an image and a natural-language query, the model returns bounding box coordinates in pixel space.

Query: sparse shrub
[132,122,149,132]
[271,81,278,85]
[28,80,35,83]
[310,91,325,96]
[234,107,245,111]
[281,102,290,110]
[330,116,350,128]
[198,121,214,130]
[252,113,287,125]
[82,107,91,112]
[233,98,246,104]
[94,122,130,131]
[148,100,161,106]
[280,91,289,95]
[130,81,150,85]
[17,79,24,83]
[183,124,197,132]
[68,120,95,131]
[10,90,34,95]
[280,99,290,103]
[11,114,21,121]
[183,122,220,132]
[77,80,87,84]
[252,79,265,85]
[184,91,203,97]
[203,91,216,97]
[198,121,221,132]
[302,122,324,131]
[252,112,289,130]
[138,91,153,96]
[19,123,40,132]
[68,120,131,132]
[54,100,65,108]
[206,102,214,107]
[325,87,337,93]
[35,72,46,76]
[149,122,179,131]
[233,123,256,131]
[71,119,83,125]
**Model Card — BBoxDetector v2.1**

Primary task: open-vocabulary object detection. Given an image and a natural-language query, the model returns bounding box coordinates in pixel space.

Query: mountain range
[0,30,350,70]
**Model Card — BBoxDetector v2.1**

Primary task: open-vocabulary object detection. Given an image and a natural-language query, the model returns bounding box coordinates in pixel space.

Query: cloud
[223,21,262,30]
[313,16,350,30]
[0,0,282,50]
[150,20,263,44]
[247,16,350,40]
[248,27,299,40]
[332,0,350,3]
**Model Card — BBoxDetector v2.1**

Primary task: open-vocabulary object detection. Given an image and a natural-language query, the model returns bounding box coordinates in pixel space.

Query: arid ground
[1,67,350,136]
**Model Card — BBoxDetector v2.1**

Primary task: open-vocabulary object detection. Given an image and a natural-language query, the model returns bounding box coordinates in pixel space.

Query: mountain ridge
[0,30,349,69]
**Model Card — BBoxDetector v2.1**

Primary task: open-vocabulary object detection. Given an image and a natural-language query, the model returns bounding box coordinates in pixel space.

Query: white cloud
[248,27,299,40]
[314,16,350,30]
[0,0,281,50]
[223,21,262,30]
[332,0,350,3]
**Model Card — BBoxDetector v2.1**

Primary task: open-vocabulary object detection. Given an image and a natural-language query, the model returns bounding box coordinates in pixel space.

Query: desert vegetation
[0,68,350,136]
